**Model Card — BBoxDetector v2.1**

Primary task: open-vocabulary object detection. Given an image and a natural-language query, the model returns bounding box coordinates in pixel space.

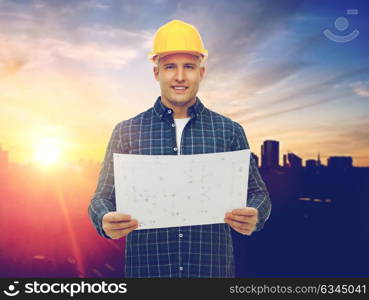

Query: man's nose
[175,67,185,82]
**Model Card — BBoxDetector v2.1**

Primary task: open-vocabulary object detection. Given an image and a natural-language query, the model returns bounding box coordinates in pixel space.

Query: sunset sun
[34,140,61,165]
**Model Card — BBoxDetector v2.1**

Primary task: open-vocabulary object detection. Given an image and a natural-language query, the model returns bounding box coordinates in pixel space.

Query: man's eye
[185,65,194,69]
[165,65,174,69]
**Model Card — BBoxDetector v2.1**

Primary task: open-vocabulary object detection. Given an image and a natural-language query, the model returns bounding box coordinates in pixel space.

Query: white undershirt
[174,117,191,155]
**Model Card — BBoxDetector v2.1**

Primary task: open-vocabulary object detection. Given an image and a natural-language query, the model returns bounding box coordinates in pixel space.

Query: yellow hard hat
[148,20,208,63]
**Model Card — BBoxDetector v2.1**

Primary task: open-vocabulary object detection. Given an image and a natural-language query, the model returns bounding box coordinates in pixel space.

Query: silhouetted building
[261,140,279,169]
[317,153,322,167]
[251,152,259,168]
[287,153,302,168]
[328,156,353,170]
[283,154,289,167]
[306,159,317,168]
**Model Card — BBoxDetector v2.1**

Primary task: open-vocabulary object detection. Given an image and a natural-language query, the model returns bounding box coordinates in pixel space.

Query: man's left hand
[224,207,258,236]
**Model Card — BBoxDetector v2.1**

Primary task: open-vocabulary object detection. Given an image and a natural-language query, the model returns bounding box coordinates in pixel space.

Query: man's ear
[153,66,159,81]
[199,66,205,81]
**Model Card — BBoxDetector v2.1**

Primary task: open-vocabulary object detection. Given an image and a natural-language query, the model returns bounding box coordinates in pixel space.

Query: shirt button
[168,109,172,114]
[179,233,183,238]
[171,123,175,127]
[179,267,183,271]
[173,147,178,152]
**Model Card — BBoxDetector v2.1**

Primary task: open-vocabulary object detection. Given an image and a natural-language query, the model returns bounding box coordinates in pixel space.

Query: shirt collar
[153,96,205,120]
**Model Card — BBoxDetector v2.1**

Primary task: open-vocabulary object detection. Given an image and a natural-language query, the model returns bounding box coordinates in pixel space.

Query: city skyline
[256,139,356,168]
[0,139,363,169]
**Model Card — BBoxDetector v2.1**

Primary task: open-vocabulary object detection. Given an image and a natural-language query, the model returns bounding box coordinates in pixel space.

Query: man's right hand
[102,212,138,239]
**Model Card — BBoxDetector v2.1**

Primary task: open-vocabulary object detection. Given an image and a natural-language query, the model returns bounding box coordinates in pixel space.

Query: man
[88,20,271,278]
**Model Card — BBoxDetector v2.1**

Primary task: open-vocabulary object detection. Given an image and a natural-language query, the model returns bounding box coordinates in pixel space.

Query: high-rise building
[317,153,321,167]
[287,153,302,168]
[328,156,353,170]
[283,154,289,167]
[261,140,279,169]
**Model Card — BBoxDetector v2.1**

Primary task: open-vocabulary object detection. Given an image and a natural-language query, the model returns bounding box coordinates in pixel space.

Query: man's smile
[171,85,188,93]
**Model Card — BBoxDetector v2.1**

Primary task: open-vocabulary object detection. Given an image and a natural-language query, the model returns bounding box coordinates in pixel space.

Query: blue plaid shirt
[88,97,271,278]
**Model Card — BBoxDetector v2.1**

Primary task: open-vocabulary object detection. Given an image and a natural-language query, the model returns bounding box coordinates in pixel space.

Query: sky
[0,0,369,166]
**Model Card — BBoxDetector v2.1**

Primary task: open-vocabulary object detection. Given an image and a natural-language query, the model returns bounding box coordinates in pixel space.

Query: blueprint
[113,149,250,229]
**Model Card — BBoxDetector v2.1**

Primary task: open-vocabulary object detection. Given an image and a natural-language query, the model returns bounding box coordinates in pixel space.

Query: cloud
[94,3,110,9]
[168,0,327,121]
[235,61,307,97]
[352,81,369,97]
[225,67,369,121]
[0,24,152,73]
[311,119,369,159]
[38,38,139,69]
[0,35,135,73]
[235,93,348,125]
[0,33,31,76]
[173,0,305,73]
[0,11,36,21]
[0,0,153,72]
[75,25,152,50]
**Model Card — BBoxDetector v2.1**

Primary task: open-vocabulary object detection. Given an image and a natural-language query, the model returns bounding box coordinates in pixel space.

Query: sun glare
[34,140,61,165]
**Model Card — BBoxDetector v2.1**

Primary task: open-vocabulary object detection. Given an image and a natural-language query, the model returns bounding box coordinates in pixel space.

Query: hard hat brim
[148,50,208,63]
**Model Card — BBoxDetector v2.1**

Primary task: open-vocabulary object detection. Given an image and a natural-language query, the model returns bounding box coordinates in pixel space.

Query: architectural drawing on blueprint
[113,150,250,229]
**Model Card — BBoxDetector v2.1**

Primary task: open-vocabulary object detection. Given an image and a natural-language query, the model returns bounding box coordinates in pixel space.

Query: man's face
[154,53,205,108]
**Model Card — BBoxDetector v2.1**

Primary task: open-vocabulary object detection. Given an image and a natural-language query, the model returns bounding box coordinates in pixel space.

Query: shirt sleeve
[88,123,122,239]
[231,122,272,232]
